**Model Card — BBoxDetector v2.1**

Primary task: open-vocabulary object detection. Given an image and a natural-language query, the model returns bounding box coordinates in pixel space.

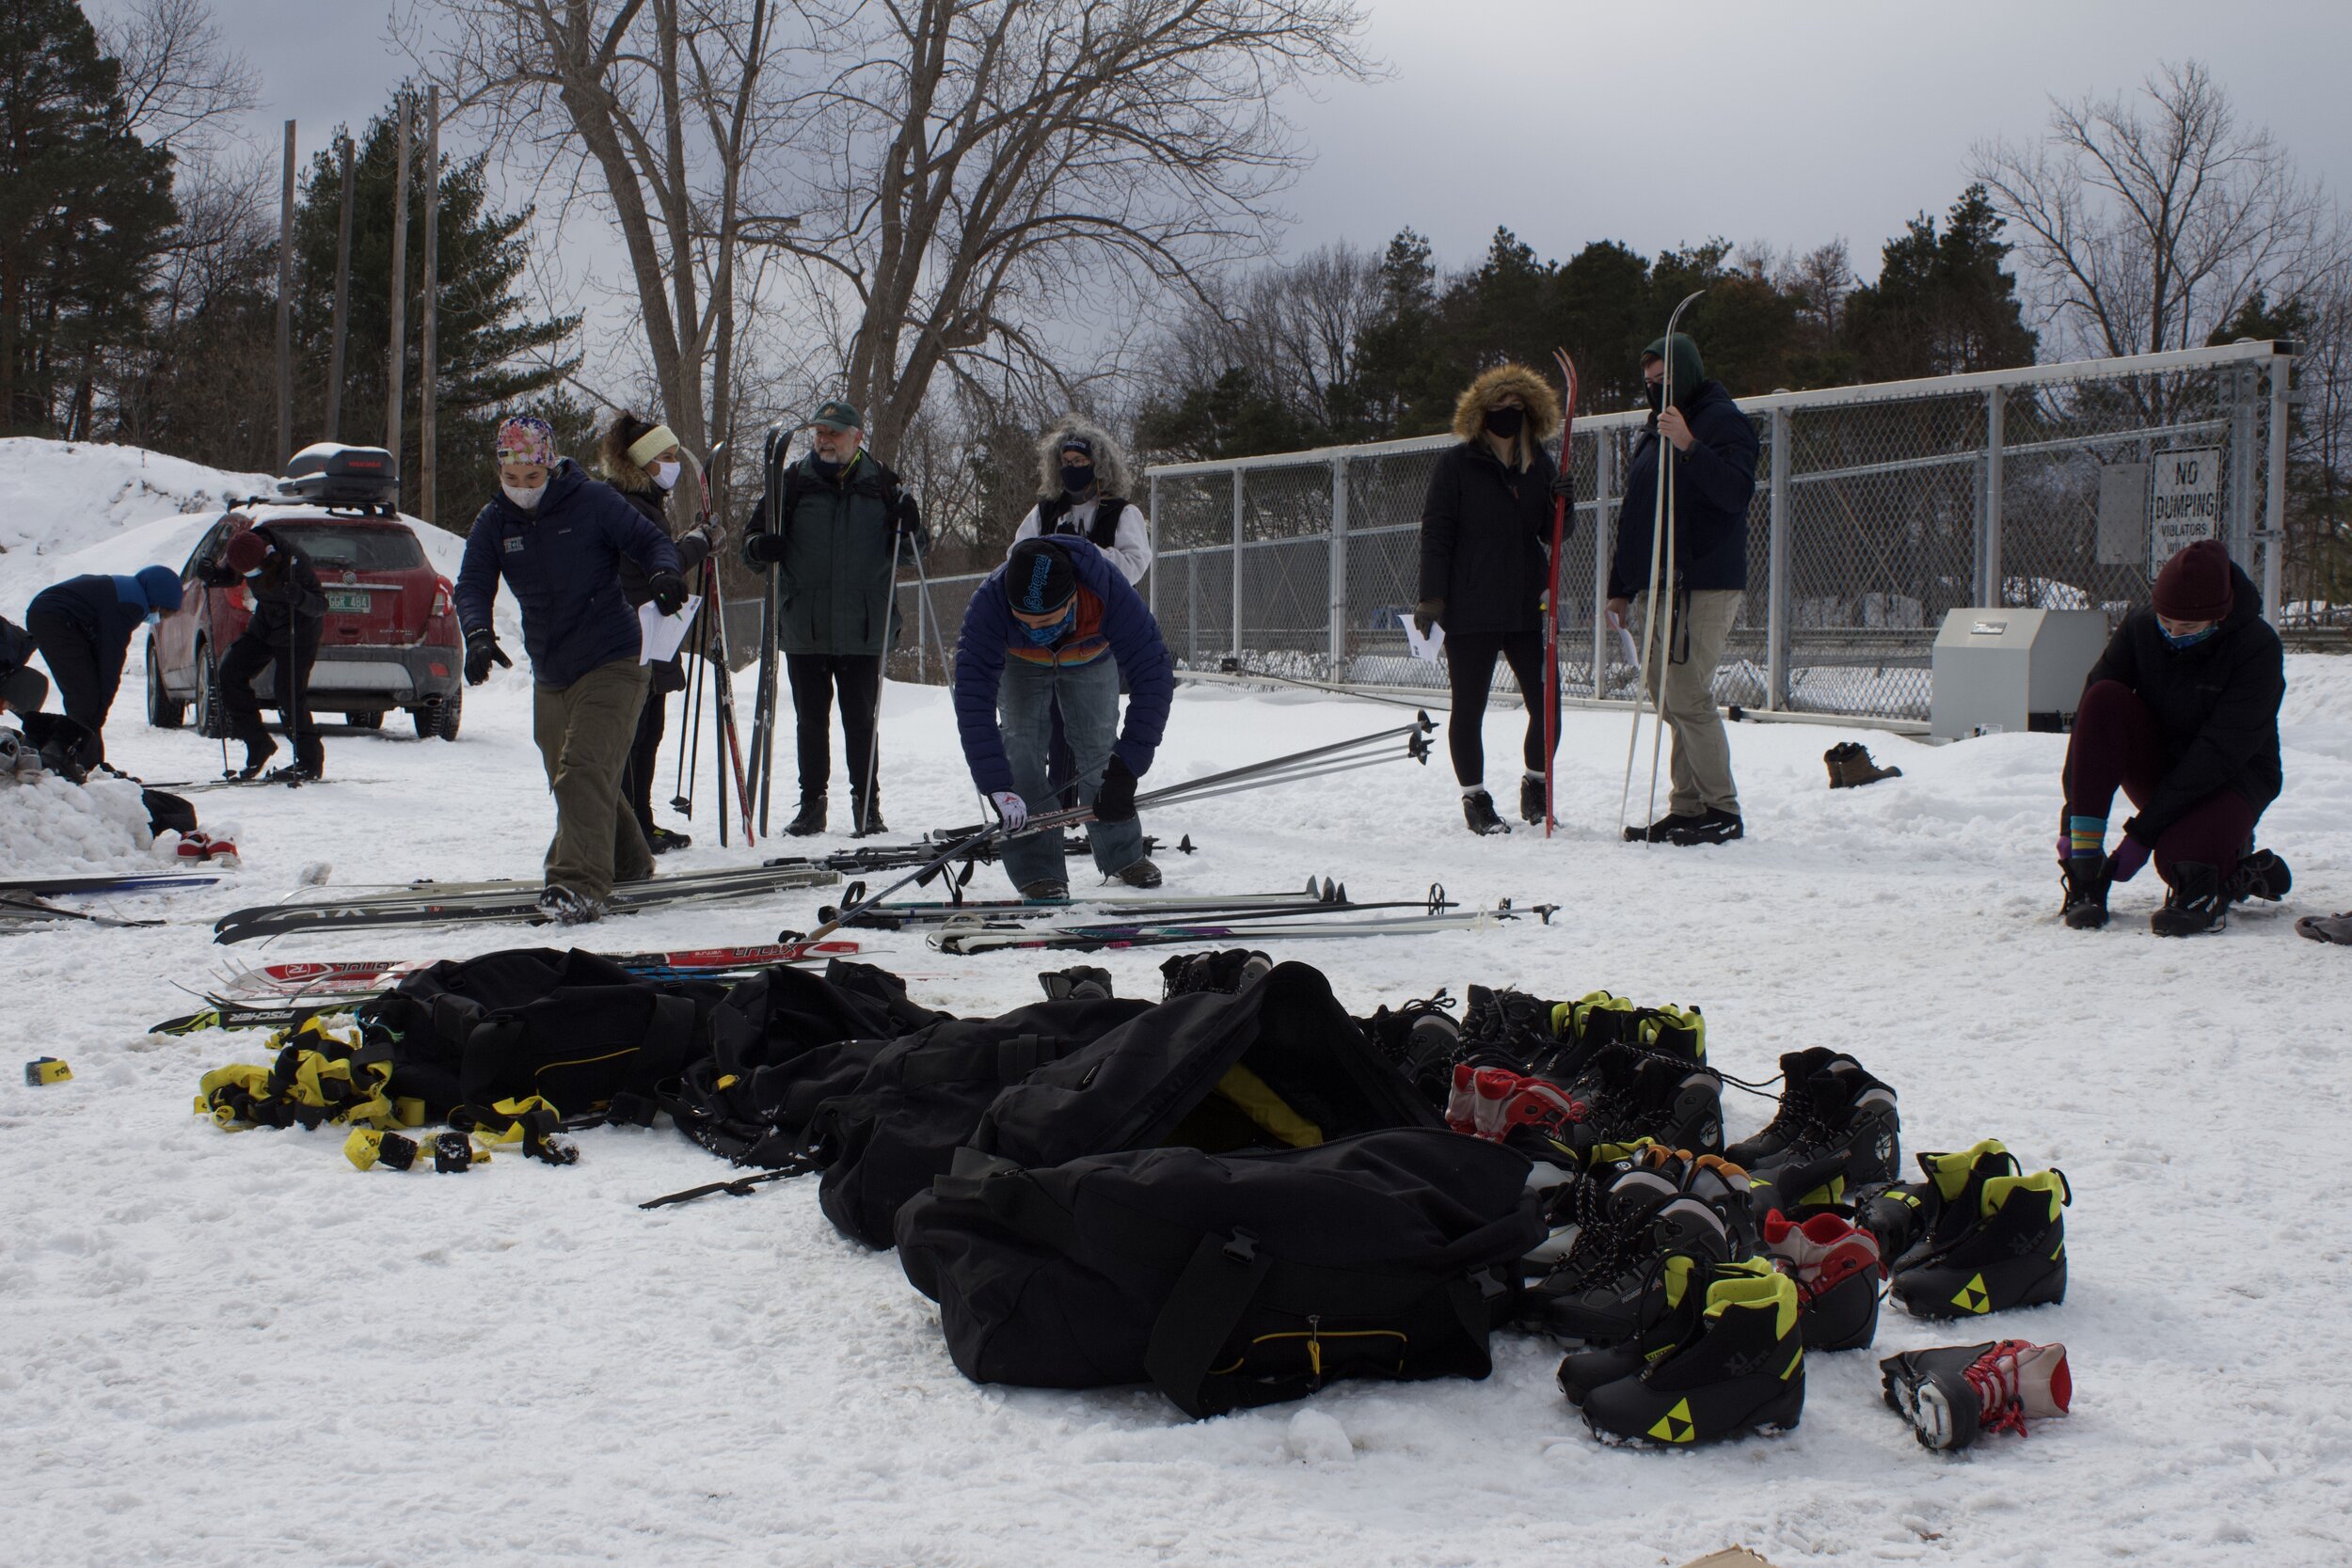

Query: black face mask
[1060,464,1094,497]
[1645,381,1665,418]
[1483,406,1526,439]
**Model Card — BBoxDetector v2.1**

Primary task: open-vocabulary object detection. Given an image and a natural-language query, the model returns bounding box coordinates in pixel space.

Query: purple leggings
[2062,680,2256,882]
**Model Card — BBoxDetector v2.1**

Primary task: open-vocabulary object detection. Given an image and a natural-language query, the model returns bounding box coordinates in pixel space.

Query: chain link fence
[888,341,2291,723]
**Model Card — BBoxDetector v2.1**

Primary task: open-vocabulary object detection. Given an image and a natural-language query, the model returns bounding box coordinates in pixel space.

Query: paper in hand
[1399,610,1444,663]
[640,594,702,664]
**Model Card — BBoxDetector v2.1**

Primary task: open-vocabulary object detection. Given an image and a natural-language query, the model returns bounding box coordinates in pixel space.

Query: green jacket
[753,452,926,657]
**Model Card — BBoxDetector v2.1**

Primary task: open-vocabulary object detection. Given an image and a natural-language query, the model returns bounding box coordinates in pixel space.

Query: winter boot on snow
[1880,1338,2072,1450]
[534,885,606,926]
[1520,773,1548,824]
[1825,741,1903,788]
[1556,1250,1721,1406]
[1038,965,1114,1002]
[1890,1164,2070,1321]
[645,825,691,854]
[1732,1051,1900,1212]
[1763,1208,1883,1351]
[2060,854,2112,930]
[235,736,278,780]
[1857,1139,2018,1271]
[2226,847,2292,905]
[1114,858,1163,890]
[785,795,827,836]
[1624,811,1703,844]
[1520,1160,1739,1344]
[1463,788,1511,835]
[1663,808,1745,846]
[2151,862,2228,937]
[1581,1259,1805,1446]
[851,787,886,837]
[1364,989,1460,1108]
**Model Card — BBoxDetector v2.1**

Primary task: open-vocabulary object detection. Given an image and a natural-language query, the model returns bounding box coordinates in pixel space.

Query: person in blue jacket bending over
[954,534,1174,897]
[22,564,184,768]
[453,415,684,924]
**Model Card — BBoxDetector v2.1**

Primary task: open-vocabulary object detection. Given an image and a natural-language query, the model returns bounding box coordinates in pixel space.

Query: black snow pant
[622,679,672,835]
[1442,627,1560,788]
[787,651,882,809]
[219,627,324,771]
[24,603,119,766]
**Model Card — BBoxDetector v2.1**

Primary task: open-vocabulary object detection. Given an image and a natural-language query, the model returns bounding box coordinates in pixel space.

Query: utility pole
[275,119,295,467]
[419,87,440,524]
[325,135,355,440]
[385,91,411,495]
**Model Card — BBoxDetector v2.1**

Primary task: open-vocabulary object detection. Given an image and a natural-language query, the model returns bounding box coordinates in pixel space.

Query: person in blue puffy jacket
[21,565,183,767]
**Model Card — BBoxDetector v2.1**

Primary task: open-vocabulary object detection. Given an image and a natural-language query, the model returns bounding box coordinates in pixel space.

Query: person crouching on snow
[2058,538,2288,937]
[453,415,685,924]
[953,535,1173,897]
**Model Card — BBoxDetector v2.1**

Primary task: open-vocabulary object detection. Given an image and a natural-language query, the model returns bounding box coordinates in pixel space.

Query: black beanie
[1007,538,1076,613]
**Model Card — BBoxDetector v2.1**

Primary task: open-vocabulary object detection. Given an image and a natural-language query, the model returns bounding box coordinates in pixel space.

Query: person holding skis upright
[196,527,327,780]
[2057,538,2288,937]
[1415,364,1564,835]
[1606,332,1758,846]
[954,534,1174,897]
[454,415,685,924]
[597,411,718,854]
[20,565,183,768]
[739,400,926,837]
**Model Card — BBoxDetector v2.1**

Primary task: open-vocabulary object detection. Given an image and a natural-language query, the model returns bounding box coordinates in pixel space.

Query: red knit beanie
[2153,538,2233,622]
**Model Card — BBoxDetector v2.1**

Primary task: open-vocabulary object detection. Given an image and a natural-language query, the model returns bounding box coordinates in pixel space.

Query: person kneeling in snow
[454,416,685,924]
[20,566,183,768]
[2058,539,2287,937]
[953,535,1172,898]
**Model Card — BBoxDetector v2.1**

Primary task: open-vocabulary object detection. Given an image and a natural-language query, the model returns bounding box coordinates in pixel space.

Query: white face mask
[502,481,548,511]
[651,461,682,491]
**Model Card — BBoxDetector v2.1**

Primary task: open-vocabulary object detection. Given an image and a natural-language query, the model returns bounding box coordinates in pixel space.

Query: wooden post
[385,92,411,492]
[419,86,440,524]
[275,119,295,467]
[325,135,355,439]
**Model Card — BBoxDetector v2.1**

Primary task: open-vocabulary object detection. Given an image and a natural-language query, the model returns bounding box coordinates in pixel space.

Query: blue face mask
[2161,624,2217,650]
[1019,607,1073,646]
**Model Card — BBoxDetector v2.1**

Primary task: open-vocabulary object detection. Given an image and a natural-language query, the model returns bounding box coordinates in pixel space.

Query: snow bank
[0,438,273,597]
[0,767,155,871]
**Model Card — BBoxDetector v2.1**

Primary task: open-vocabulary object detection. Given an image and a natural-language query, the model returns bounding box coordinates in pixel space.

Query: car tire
[349,709,384,731]
[146,644,187,729]
[194,642,227,739]
[413,689,462,741]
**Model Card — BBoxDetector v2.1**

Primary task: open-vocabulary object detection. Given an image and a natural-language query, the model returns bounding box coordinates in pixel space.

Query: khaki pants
[1630,588,1742,817]
[532,658,654,900]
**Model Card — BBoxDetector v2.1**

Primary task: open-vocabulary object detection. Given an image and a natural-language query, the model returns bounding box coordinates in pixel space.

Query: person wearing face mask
[454,415,686,924]
[195,525,327,779]
[2057,538,2288,937]
[739,399,926,837]
[597,410,720,853]
[1415,363,1565,835]
[20,564,185,768]
[1009,417,1152,583]
[954,534,1173,896]
[1605,331,1759,847]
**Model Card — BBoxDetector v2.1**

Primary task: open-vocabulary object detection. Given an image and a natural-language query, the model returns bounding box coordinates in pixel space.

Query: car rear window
[274,524,427,572]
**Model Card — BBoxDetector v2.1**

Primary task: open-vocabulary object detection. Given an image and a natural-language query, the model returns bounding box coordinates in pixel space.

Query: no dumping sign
[2149,447,2222,576]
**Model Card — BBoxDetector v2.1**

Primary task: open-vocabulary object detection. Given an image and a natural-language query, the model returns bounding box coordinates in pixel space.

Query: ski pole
[861,523,907,832]
[795,820,1005,944]
[1545,348,1580,839]
[673,605,705,816]
[702,553,757,847]
[1618,290,1704,842]
[907,529,948,686]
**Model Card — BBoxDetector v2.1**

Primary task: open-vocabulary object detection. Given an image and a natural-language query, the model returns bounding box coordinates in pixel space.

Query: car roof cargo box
[279,443,399,507]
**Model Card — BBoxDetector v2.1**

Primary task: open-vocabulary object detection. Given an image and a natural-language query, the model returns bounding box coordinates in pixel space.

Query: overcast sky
[138,0,2352,298]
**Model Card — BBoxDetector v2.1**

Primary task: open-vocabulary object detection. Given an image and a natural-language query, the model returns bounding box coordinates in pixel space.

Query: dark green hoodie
[1645,332,1707,410]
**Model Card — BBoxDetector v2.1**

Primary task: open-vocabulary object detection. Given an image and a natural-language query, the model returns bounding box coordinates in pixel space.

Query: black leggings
[1444,628,1558,787]
[787,652,882,802]
[623,683,668,832]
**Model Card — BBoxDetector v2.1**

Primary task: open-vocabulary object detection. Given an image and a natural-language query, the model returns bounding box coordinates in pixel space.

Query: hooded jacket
[1418,364,1564,636]
[454,459,681,689]
[739,449,927,658]
[25,570,183,691]
[596,438,713,610]
[952,534,1173,797]
[2084,561,2284,841]
[1608,336,1759,599]
[1010,414,1152,583]
[196,524,326,651]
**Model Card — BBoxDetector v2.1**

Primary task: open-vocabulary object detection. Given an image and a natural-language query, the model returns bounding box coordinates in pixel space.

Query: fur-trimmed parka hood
[1450,363,1564,445]
[1036,413,1133,500]
[596,418,675,495]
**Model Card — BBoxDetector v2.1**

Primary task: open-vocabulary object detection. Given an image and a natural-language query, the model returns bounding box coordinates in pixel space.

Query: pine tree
[1843,184,2037,379]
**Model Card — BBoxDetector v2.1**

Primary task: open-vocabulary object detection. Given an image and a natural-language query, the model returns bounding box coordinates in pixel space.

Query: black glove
[742,530,788,567]
[1549,468,1575,499]
[1094,753,1138,823]
[892,498,923,541]
[1413,599,1444,637]
[649,570,688,616]
[464,629,512,686]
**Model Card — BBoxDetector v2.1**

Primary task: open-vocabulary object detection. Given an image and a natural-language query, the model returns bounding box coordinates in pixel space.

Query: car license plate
[326,590,371,612]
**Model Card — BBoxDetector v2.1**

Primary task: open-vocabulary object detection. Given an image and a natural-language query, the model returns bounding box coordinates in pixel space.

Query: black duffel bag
[897,1129,1544,1418]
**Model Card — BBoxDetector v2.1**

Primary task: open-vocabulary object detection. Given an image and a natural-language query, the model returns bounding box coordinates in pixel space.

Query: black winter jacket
[198,526,326,650]
[1417,441,1562,637]
[1609,380,1759,598]
[740,452,926,658]
[613,486,713,609]
[1,614,31,684]
[2085,562,2284,842]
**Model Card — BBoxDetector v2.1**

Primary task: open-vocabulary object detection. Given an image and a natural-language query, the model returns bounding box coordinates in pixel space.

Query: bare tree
[1150,240,1380,435]
[1973,61,2328,360]
[99,0,261,159]
[765,0,1374,460]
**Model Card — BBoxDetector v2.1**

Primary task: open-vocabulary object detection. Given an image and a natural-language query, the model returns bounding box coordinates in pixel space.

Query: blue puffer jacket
[454,460,681,689]
[25,570,182,683]
[952,535,1173,797]
[1608,379,1760,598]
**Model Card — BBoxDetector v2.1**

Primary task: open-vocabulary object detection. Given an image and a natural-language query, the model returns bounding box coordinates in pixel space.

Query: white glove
[990,790,1027,832]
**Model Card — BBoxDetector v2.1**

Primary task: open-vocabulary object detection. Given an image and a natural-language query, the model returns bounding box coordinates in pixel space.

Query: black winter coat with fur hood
[1418,441,1560,637]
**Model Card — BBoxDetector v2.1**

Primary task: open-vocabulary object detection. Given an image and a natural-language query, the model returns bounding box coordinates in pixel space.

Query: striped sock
[2067,816,2106,860]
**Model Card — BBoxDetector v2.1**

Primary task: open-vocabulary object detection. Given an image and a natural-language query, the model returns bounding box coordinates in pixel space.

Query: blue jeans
[997,654,1144,890]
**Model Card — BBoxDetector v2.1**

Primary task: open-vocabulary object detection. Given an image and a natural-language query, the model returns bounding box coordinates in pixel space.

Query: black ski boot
[1732,1053,1900,1212]
[1557,1250,1719,1406]
[1624,811,1702,844]
[1114,858,1163,890]
[2151,862,2228,937]
[1520,1160,1736,1343]
[1519,773,1547,824]
[1038,965,1113,1001]
[2060,854,2111,929]
[1846,1138,2012,1268]
[851,789,886,837]
[2226,847,2292,904]
[646,825,691,854]
[1881,1338,2073,1450]
[235,736,278,780]
[1890,1165,2070,1320]
[786,795,827,836]
[1463,789,1510,835]
[1581,1260,1804,1445]
[1017,879,1069,901]
[1762,1208,1883,1352]
[1663,808,1743,846]
[1363,989,1460,1108]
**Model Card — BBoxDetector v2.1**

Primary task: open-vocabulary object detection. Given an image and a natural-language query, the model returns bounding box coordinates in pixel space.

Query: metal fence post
[1591,432,1614,698]
[1982,385,2006,605]
[2264,353,2290,623]
[1147,472,1161,620]
[1231,469,1246,660]
[1327,456,1348,673]
[2230,365,2258,570]
[1767,406,1790,709]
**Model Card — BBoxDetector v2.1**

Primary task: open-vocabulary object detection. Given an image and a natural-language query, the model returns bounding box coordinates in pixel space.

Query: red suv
[147,506,467,739]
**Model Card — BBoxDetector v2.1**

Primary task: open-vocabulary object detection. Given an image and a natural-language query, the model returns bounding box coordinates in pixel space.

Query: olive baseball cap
[804,400,863,433]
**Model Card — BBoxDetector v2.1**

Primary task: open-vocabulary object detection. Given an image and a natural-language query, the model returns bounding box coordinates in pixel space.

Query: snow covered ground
[5,446,2350,1567]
